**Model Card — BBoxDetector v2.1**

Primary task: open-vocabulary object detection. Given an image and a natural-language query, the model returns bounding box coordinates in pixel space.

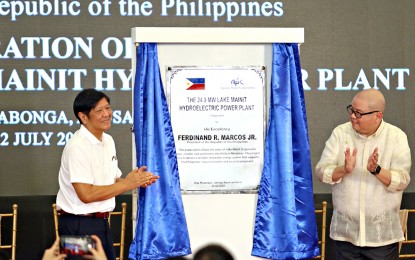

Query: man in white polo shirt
[56,89,159,259]
[316,89,411,260]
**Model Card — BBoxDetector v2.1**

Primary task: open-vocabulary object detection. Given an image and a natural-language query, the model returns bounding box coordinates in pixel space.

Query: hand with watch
[368,149,393,186]
[370,164,381,175]
[368,147,380,175]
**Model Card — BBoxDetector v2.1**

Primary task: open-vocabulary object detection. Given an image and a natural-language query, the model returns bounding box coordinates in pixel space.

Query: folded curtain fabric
[252,43,319,260]
[129,43,191,260]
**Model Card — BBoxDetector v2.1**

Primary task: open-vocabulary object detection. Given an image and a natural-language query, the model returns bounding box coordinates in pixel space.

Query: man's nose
[104,109,112,117]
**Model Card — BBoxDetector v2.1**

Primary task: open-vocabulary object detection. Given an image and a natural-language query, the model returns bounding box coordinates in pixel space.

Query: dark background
[1,0,415,259]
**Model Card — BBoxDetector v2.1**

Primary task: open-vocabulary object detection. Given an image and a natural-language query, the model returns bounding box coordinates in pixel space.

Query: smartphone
[59,235,96,255]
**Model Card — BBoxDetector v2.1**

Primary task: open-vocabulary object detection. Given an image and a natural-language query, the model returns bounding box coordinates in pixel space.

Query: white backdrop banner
[167,66,265,192]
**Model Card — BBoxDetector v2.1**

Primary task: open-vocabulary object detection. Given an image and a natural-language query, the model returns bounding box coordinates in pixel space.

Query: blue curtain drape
[251,43,319,259]
[129,43,191,260]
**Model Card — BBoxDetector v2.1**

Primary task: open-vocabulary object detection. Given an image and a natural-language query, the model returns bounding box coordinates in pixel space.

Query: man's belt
[59,209,110,219]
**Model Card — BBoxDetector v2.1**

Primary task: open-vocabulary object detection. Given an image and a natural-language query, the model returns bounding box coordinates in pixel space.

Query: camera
[59,235,96,255]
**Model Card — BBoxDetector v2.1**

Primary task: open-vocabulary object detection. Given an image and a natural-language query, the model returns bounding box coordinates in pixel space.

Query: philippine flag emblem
[186,78,205,90]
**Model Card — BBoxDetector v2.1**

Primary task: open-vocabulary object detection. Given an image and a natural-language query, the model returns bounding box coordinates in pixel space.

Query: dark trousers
[58,214,116,260]
[335,240,399,260]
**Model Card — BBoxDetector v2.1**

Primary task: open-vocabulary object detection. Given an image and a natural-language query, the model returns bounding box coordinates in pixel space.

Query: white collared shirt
[316,120,411,246]
[56,125,122,214]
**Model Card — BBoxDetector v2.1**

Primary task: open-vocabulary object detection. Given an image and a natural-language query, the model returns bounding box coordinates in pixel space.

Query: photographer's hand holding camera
[42,237,67,260]
[43,235,107,260]
[83,235,107,260]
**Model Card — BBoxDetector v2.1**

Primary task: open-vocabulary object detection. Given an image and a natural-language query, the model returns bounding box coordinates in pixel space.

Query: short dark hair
[73,89,110,123]
[194,244,234,260]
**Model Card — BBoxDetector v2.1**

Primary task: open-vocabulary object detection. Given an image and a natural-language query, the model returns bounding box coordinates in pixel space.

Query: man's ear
[377,112,384,119]
[78,112,88,124]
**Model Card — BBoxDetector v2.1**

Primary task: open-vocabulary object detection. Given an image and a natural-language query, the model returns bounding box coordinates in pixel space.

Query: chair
[0,204,18,260]
[109,202,127,260]
[399,209,415,258]
[52,202,127,260]
[52,203,60,239]
[314,201,327,260]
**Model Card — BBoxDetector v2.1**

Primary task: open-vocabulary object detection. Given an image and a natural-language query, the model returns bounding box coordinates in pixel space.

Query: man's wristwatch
[370,164,381,175]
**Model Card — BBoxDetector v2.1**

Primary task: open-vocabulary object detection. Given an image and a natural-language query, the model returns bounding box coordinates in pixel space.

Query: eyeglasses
[346,105,379,119]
